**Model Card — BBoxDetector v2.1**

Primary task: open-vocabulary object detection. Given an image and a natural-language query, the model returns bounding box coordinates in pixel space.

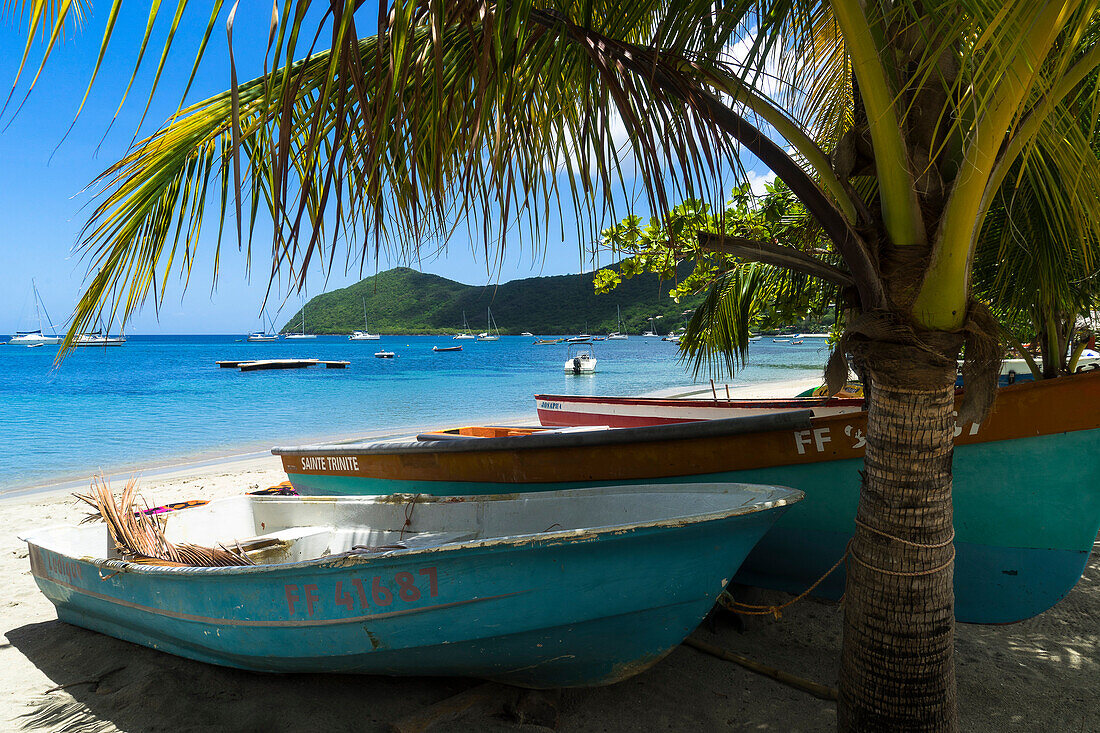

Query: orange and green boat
[272,372,1100,623]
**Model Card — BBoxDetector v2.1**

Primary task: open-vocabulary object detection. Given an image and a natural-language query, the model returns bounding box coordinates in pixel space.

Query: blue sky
[0,5,772,334]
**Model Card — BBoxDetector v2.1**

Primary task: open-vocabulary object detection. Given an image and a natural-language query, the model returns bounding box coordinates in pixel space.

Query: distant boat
[477,308,500,341]
[453,311,476,340]
[74,330,126,347]
[247,311,280,342]
[520,331,533,337]
[791,339,805,345]
[565,344,597,374]
[432,345,463,352]
[349,298,381,340]
[795,333,831,339]
[565,335,591,343]
[247,332,280,342]
[642,316,661,337]
[606,306,629,339]
[374,350,395,359]
[22,484,800,687]
[533,339,561,345]
[772,338,790,343]
[11,280,63,346]
[284,307,316,339]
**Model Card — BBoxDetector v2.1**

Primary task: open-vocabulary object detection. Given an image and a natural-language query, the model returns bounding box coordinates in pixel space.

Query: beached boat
[273,372,1100,624]
[432,345,463,352]
[22,484,800,687]
[534,393,864,427]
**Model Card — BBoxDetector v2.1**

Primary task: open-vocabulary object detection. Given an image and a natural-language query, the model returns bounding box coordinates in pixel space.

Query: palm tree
[12,1,1100,729]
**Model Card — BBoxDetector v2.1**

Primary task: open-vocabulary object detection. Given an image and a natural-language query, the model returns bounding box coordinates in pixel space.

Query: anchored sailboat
[11,280,63,346]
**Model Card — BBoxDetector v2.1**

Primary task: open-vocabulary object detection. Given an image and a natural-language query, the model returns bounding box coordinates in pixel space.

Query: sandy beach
[3,396,1099,732]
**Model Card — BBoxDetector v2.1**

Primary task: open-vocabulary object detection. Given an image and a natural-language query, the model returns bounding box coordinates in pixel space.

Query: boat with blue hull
[273,372,1100,624]
[23,484,799,688]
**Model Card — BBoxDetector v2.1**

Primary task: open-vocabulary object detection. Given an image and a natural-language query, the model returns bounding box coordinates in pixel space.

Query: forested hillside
[280,265,703,335]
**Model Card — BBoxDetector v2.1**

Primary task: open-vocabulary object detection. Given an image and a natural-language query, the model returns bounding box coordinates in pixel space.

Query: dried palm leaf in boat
[74,477,253,567]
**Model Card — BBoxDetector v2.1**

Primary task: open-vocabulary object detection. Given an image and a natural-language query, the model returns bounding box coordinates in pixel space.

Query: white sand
[3,400,1099,731]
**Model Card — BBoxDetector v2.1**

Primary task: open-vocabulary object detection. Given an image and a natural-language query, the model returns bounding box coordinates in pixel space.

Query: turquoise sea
[0,335,830,494]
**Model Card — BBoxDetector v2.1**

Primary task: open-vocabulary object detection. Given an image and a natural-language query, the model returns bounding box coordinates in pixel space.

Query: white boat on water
[607,306,629,339]
[453,310,477,340]
[566,335,591,343]
[247,332,280,342]
[564,343,597,374]
[284,307,316,339]
[374,350,395,358]
[477,308,501,341]
[11,280,63,346]
[521,331,534,337]
[247,311,280,342]
[349,297,380,340]
[74,330,126,347]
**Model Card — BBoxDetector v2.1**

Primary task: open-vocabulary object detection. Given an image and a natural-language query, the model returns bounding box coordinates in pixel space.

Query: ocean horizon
[0,334,830,494]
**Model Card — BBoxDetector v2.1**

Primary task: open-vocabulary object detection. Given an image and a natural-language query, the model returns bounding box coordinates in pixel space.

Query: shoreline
[2,409,536,504]
[3,377,1100,730]
[4,377,825,503]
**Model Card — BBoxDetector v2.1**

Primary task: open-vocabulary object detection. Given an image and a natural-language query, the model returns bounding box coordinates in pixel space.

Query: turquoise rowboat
[273,372,1100,624]
[23,483,800,688]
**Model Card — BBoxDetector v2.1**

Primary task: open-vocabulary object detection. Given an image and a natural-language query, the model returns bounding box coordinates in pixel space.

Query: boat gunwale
[22,484,803,578]
[271,410,817,457]
[534,393,864,410]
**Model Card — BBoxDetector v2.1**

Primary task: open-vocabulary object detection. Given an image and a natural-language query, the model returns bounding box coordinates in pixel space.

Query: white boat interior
[24,484,802,567]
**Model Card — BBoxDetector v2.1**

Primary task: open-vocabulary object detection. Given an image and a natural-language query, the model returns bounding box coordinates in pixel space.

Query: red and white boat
[535,392,864,427]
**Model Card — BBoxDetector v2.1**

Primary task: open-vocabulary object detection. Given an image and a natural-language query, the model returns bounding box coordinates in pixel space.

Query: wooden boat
[534,393,864,427]
[273,372,1100,624]
[432,345,463,352]
[22,483,800,687]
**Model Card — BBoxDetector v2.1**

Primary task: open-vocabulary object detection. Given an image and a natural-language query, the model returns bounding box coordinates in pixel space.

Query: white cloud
[747,169,777,196]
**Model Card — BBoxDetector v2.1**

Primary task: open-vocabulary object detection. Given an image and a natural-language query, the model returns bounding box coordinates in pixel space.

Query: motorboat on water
[521,332,534,337]
[564,343,597,374]
[349,297,380,340]
[433,345,463,352]
[22,483,800,687]
[374,350,395,359]
[565,335,591,343]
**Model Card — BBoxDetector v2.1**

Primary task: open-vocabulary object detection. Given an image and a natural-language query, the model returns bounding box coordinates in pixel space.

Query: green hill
[280,265,704,335]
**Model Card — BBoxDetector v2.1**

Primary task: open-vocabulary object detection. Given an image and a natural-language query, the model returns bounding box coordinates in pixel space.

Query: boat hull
[536,394,863,427]
[25,487,792,687]
[276,373,1100,623]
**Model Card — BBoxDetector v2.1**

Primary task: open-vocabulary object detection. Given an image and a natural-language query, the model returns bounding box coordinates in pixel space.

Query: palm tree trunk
[838,354,958,731]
